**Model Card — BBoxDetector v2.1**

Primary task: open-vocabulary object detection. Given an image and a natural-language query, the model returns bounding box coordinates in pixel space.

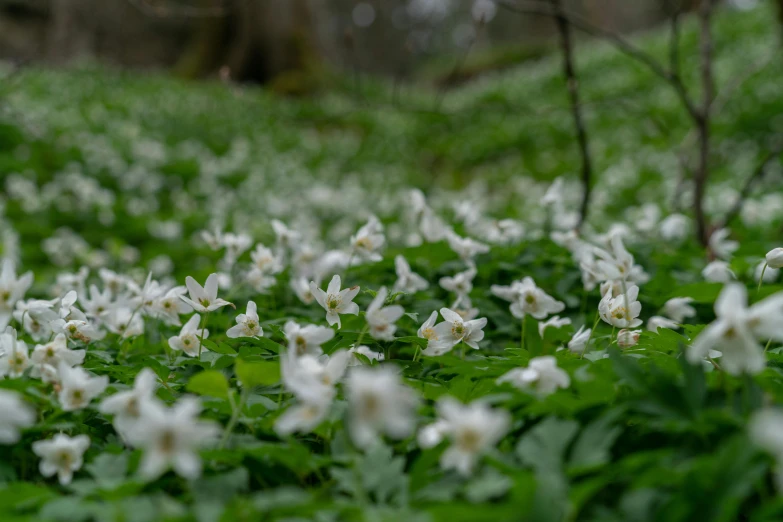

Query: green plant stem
[355,323,369,347]
[219,388,248,449]
[758,262,767,293]
[582,311,601,359]
[198,312,209,361]
[521,317,526,351]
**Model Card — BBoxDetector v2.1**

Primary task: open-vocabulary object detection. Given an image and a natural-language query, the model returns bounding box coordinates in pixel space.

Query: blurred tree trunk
[175,0,314,84]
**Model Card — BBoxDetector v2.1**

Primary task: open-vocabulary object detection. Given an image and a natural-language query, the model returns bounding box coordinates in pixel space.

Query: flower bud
[617,329,641,348]
[766,248,783,269]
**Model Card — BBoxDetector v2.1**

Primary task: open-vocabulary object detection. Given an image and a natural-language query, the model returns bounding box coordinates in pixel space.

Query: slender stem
[582,311,601,359]
[610,326,616,346]
[764,339,773,353]
[521,317,526,351]
[550,0,593,229]
[758,263,768,293]
[219,388,248,449]
[197,312,209,361]
[355,323,369,348]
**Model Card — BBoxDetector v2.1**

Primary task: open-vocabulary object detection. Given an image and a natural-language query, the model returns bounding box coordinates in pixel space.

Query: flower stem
[355,323,369,347]
[219,388,248,449]
[520,317,526,351]
[582,311,601,359]
[758,263,767,293]
[197,312,209,361]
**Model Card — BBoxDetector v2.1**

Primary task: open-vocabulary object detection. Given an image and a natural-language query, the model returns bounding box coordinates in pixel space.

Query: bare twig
[717,142,783,229]
[692,0,714,247]
[127,0,229,18]
[497,0,701,120]
[548,0,593,229]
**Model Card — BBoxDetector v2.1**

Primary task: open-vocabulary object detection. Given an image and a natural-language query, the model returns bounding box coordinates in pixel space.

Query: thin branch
[549,0,593,229]
[692,0,714,247]
[127,0,229,18]
[666,0,683,80]
[717,142,783,229]
[496,0,701,120]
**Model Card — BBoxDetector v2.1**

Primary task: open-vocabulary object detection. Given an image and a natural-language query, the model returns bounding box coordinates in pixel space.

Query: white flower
[662,297,697,324]
[0,389,35,443]
[227,301,262,339]
[348,345,385,366]
[126,397,219,480]
[366,287,404,341]
[687,284,783,375]
[251,244,284,274]
[423,397,509,476]
[492,277,565,320]
[50,319,103,343]
[350,216,385,262]
[446,232,489,263]
[497,356,570,396]
[275,350,350,436]
[82,285,114,319]
[272,219,302,249]
[647,316,679,332]
[57,362,109,411]
[31,333,85,377]
[538,316,571,337]
[290,277,316,305]
[0,327,30,378]
[275,401,331,437]
[432,307,487,352]
[767,248,783,269]
[99,367,158,436]
[589,233,649,285]
[104,305,144,338]
[280,349,350,406]
[310,275,360,328]
[420,208,451,242]
[617,329,641,347]
[702,260,735,282]
[32,433,90,485]
[180,273,232,313]
[419,311,449,356]
[393,255,428,294]
[658,213,690,242]
[0,259,33,330]
[245,267,277,294]
[750,409,783,490]
[169,314,208,357]
[439,267,476,298]
[709,228,739,260]
[567,325,591,354]
[283,320,335,357]
[451,295,479,321]
[345,366,418,449]
[598,284,642,328]
[748,408,783,490]
[417,419,450,449]
[152,286,192,326]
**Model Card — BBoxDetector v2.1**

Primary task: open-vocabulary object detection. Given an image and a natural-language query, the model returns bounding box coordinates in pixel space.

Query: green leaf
[200,339,237,355]
[569,410,623,472]
[516,417,579,472]
[186,370,230,399]
[235,358,280,387]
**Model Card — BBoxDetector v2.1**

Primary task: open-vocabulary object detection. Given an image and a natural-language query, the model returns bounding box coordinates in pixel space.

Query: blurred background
[1,0,772,88]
